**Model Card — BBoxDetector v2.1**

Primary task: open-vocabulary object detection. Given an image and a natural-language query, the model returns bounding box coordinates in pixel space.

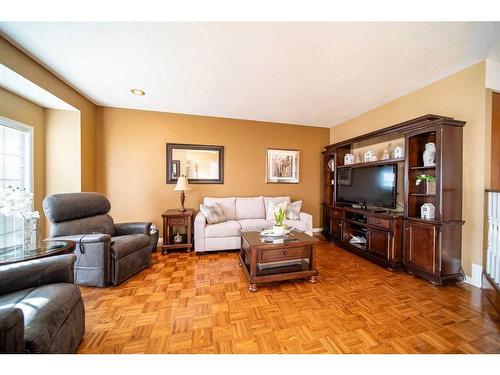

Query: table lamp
[174,175,191,212]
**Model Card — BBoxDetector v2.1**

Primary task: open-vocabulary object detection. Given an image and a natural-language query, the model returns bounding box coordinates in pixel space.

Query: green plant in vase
[415,174,436,194]
[273,207,286,235]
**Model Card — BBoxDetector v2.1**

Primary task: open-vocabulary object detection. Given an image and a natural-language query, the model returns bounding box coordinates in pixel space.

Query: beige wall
[45,109,81,195]
[330,62,488,277]
[96,107,329,230]
[0,87,46,233]
[0,37,97,191]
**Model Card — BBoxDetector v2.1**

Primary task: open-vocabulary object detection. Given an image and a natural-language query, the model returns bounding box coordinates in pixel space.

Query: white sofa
[194,196,313,253]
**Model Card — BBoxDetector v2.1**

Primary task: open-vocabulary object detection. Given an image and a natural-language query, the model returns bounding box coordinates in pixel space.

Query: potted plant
[273,207,286,235]
[415,174,436,194]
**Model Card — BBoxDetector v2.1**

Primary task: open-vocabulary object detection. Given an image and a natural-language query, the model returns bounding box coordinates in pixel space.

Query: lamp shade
[174,176,191,191]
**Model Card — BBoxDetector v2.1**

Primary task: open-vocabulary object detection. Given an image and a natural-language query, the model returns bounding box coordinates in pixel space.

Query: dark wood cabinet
[403,121,464,284]
[331,218,343,239]
[403,218,464,285]
[322,114,465,285]
[403,220,438,275]
[161,209,194,254]
[368,228,390,259]
[323,205,403,269]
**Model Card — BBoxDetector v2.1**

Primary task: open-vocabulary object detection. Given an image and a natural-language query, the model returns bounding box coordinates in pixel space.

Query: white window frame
[0,115,34,194]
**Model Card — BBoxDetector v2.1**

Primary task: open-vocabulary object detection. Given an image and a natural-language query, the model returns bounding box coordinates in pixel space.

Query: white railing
[486,191,500,285]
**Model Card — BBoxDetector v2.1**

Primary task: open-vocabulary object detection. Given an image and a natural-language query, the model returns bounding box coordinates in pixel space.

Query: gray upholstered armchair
[43,192,153,287]
[0,254,85,353]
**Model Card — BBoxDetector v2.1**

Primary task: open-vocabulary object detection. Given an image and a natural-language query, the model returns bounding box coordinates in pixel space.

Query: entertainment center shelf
[410,165,436,170]
[322,114,465,285]
[336,157,405,169]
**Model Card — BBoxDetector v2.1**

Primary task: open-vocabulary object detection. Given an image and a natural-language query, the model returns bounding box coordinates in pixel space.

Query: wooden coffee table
[239,230,319,292]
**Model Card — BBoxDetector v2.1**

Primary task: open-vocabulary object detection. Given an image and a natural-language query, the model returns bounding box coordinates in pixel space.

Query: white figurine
[423,142,436,166]
[421,203,435,220]
[364,150,376,162]
[393,145,404,159]
[344,153,355,165]
[328,158,335,171]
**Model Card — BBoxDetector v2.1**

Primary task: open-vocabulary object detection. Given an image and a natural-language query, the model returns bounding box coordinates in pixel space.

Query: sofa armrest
[299,212,313,236]
[114,222,152,236]
[194,212,206,252]
[0,308,24,353]
[0,254,76,295]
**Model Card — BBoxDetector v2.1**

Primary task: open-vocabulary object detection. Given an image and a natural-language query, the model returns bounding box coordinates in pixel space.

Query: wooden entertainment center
[322,114,465,285]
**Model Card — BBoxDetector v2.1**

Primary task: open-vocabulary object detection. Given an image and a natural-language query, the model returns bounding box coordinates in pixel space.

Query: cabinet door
[403,221,439,275]
[331,218,342,239]
[322,206,331,235]
[368,229,389,258]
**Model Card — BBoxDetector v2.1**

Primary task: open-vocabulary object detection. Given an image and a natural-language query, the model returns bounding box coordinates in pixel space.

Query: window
[0,117,33,250]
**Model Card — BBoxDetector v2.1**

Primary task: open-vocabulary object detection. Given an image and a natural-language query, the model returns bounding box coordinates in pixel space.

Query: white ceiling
[1,22,499,127]
[0,63,76,110]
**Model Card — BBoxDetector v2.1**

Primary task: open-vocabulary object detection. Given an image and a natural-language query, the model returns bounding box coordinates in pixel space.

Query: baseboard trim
[464,263,483,288]
[312,228,323,233]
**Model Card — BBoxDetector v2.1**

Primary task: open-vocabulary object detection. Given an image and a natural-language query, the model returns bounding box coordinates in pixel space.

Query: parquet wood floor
[78,238,500,354]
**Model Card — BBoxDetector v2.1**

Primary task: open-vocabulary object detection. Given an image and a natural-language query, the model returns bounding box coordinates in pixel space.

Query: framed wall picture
[266,148,300,183]
[166,143,224,184]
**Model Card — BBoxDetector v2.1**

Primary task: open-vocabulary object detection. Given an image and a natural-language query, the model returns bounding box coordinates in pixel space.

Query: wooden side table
[161,209,194,254]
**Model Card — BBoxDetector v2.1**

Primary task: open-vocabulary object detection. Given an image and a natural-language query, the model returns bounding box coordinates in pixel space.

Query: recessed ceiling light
[130,88,145,96]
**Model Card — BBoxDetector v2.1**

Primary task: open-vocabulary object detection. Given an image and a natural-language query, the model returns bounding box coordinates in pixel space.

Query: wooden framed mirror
[166,143,224,184]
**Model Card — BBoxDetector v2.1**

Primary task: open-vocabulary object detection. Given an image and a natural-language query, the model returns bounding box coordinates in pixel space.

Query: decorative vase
[328,158,335,171]
[12,216,23,249]
[273,225,285,235]
[173,232,183,243]
[22,217,40,251]
[426,180,436,195]
[423,142,436,166]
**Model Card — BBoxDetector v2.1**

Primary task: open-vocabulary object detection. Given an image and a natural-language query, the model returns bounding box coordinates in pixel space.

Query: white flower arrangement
[0,186,39,220]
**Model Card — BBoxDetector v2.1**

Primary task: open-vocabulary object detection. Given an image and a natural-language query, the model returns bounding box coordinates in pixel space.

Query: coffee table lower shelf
[238,231,319,292]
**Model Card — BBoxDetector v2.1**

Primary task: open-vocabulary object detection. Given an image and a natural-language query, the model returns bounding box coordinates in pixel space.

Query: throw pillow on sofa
[200,203,227,224]
[286,200,302,220]
[265,201,288,221]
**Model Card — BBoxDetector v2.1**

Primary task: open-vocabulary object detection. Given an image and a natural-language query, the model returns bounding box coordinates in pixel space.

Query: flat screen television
[337,164,397,209]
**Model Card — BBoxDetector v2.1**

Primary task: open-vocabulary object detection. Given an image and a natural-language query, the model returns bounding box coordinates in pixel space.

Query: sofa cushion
[199,203,226,224]
[284,219,306,232]
[204,197,236,220]
[265,200,288,221]
[50,213,115,237]
[0,288,36,310]
[111,234,150,260]
[286,200,302,220]
[235,196,265,220]
[12,283,82,353]
[205,220,241,238]
[239,219,273,232]
[264,196,291,218]
[43,192,111,223]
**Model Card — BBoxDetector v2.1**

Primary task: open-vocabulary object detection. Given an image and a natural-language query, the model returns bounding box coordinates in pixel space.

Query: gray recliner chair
[43,192,153,287]
[0,254,85,353]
